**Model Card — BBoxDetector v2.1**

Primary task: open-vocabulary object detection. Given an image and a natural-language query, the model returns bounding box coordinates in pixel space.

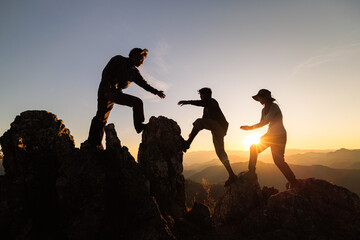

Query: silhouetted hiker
[178,87,237,186]
[240,89,299,188]
[86,48,166,149]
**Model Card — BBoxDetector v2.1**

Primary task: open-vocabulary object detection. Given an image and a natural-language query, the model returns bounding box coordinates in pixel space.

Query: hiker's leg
[113,92,145,132]
[271,137,296,184]
[186,118,207,146]
[212,132,236,178]
[249,135,269,172]
[88,95,114,146]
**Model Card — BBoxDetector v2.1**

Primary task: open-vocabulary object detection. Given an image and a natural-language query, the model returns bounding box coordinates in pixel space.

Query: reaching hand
[178,100,186,106]
[240,125,252,131]
[157,91,166,99]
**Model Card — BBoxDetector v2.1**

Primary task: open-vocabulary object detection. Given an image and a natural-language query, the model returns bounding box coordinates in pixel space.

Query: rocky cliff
[0,111,175,240]
[1,110,360,240]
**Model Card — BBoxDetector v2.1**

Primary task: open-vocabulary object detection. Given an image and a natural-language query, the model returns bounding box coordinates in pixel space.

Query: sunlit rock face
[138,116,186,219]
[0,111,174,240]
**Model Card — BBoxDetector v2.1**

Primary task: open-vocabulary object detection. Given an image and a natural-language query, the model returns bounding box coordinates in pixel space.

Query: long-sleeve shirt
[253,103,286,136]
[98,55,158,95]
[187,98,229,131]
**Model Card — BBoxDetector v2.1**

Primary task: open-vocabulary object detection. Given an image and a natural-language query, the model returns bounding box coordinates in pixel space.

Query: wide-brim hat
[252,89,272,101]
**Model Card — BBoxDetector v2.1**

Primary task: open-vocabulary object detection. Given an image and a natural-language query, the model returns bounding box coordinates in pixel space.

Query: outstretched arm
[240,104,279,130]
[178,100,204,106]
[133,73,166,99]
[240,121,267,131]
[241,109,267,131]
[241,115,268,131]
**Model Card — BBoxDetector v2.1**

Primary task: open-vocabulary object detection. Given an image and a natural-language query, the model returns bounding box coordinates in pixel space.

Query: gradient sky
[1,0,360,157]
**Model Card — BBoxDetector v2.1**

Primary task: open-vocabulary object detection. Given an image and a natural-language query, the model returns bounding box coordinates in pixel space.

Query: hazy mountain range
[184,148,360,195]
[184,149,328,168]
[184,148,360,170]
[286,148,360,169]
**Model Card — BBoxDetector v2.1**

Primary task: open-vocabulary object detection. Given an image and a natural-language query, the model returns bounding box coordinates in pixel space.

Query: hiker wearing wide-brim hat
[252,89,276,102]
[240,89,299,189]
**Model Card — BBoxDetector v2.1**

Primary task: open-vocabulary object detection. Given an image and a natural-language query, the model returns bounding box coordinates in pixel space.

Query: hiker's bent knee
[250,144,257,153]
[93,115,107,124]
[132,97,143,108]
[193,118,204,129]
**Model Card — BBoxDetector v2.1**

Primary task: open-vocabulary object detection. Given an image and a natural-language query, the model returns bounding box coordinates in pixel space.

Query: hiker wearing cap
[178,87,237,186]
[240,89,299,188]
[86,48,166,149]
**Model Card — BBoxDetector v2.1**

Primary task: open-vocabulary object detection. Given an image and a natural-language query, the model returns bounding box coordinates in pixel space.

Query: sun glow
[243,133,262,149]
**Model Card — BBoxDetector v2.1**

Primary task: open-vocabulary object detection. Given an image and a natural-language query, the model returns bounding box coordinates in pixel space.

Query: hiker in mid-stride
[178,87,237,186]
[86,48,165,149]
[240,89,299,188]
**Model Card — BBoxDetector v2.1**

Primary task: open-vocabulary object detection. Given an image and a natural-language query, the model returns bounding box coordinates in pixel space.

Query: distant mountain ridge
[286,148,360,169]
[184,148,360,195]
[185,160,360,196]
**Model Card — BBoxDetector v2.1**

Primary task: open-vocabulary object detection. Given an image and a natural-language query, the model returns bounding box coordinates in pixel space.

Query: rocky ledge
[1,110,360,240]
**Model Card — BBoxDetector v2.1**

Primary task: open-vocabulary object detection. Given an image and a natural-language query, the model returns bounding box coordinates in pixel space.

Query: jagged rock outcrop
[242,178,360,239]
[0,110,74,239]
[138,116,186,219]
[0,111,174,240]
[57,123,174,240]
[213,174,360,239]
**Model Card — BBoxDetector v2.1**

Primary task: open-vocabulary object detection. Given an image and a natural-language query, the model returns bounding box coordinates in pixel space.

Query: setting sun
[243,133,262,149]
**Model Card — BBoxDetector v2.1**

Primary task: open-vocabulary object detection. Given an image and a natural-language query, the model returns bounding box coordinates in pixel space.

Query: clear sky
[1,0,360,157]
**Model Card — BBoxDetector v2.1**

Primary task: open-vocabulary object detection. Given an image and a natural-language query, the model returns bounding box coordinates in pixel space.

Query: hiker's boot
[224,174,237,187]
[286,179,303,190]
[182,139,191,152]
[135,123,146,134]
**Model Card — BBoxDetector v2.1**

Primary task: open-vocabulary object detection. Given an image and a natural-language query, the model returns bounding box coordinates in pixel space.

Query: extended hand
[240,125,252,131]
[178,100,187,106]
[157,91,166,99]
